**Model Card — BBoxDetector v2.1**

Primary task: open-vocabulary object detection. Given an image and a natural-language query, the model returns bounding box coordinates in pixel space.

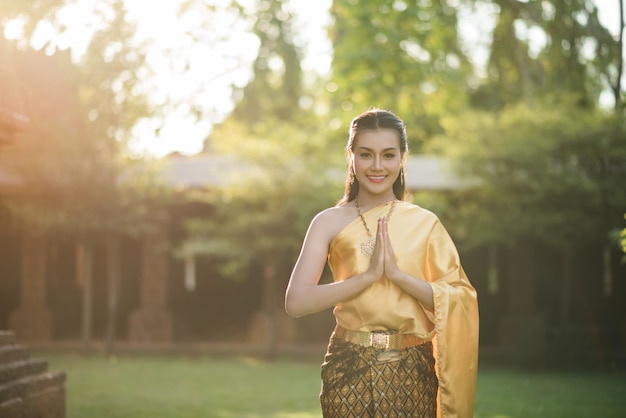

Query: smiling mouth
[367,175,387,183]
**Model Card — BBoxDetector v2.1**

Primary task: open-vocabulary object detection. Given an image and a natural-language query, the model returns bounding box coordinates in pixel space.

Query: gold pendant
[360,236,375,257]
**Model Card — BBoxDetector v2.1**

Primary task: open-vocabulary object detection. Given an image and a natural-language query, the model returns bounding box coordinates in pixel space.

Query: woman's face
[352,128,402,198]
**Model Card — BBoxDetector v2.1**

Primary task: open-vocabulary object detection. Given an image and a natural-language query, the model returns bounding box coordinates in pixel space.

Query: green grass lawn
[40,351,626,418]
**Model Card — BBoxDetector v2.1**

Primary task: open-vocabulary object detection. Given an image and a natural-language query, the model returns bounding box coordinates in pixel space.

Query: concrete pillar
[9,233,53,341]
[128,217,173,343]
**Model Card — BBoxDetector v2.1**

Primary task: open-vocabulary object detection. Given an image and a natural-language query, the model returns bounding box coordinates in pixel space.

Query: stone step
[0,331,66,417]
[0,371,66,418]
[0,331,15,345]
[0,359,48,386]
[0,344,30,365]
[0,397,23,418]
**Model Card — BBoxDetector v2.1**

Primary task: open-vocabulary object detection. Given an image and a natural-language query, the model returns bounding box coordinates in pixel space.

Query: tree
[0,0,169,351]
[432,100,626,323]
[615,214,626,263]
[171,0,331,356]
[229,0,303,124]
[607,0,625,109]
[172,0,306,132]
[469,0,620,110]
[609,213,626,264]
[175,116,341,358]
[328,0,473,149]
[0,0,68,41]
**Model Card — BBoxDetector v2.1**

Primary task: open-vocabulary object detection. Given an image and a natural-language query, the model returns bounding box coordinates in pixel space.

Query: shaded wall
[0,205,20,330]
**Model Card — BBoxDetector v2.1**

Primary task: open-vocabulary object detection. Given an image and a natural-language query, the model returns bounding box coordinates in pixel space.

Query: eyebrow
[356,146,399,152]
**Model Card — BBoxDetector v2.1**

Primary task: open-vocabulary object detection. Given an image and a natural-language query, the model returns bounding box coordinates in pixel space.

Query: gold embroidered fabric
[321,335,438,417]
[328,201,479,417]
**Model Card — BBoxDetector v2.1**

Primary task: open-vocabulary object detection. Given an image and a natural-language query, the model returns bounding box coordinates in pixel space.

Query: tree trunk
[184,254,196,292]
[78,237,94,350]
[487,243,499,295]
[263,265,277,361]
[104,234,120,356]
[559,249,573,325]
[602,245,613,297]
[613,0,624,110]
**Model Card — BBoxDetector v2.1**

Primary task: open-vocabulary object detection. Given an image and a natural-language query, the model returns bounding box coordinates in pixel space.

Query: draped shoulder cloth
[328,200,479,417]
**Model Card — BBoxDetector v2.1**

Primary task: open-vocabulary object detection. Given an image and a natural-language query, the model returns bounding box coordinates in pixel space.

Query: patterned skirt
[320,332,438,418]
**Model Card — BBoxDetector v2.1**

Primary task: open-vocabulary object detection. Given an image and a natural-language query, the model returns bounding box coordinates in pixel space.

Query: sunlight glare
[3,19,24,40]
[8,0,614,157]
[130,113,212,158]
[121,0,261,157]
[54,0,102,59]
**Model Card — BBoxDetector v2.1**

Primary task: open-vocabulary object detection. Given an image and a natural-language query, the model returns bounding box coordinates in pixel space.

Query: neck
[356,193,396,209]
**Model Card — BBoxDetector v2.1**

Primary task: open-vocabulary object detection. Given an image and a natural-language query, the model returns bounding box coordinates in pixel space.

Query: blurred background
[1,0,625,372]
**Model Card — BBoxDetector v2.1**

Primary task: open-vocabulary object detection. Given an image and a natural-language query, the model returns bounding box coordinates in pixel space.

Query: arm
[379,217,435,310]
[285,211,384,318]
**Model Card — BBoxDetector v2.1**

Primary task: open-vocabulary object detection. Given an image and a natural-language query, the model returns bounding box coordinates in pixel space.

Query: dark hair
[338,108,409,206]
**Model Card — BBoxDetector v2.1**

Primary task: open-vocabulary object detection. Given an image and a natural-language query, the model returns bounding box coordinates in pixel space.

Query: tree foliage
[174,0,341,281]
[176,115,342,281]
[328,0,473,149]
[0,0,68,42]
[470,0,620,110]
[431,101,626,252]
[325,0,625,257]
[619,214,626,262]
[230,0,303,124]
[0,0,169,236]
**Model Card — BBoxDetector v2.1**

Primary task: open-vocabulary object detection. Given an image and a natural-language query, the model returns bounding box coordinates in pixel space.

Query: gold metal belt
[334,326,430,350]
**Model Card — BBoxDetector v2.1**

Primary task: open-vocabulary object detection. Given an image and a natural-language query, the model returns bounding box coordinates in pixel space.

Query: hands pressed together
[365,217,403,283]
[285,209,434,318]
[361,217,434,310]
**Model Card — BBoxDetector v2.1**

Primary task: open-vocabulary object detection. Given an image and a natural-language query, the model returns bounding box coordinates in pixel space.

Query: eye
[359,152,372,158]
[384,152,397,158]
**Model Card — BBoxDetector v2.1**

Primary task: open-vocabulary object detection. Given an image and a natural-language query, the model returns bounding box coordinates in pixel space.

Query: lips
[367,175,387,183]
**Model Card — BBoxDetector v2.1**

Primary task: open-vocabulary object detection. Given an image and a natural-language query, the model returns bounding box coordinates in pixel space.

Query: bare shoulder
[308,204,358,243]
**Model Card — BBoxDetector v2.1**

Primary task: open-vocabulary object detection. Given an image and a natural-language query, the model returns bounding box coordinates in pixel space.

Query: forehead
[354,128,401,149]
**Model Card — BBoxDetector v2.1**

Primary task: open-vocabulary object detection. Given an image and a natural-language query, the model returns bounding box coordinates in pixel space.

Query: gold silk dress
[320,200,479,418]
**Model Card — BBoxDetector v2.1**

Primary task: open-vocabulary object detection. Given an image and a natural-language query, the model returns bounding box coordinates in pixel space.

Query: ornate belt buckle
[370,332,388,349]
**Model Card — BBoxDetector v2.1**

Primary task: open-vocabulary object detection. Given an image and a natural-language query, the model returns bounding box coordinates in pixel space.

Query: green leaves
[609,214,626,263]
[329,0,472,149]
[433,101,626,251]
[472,0,620,110]
[173,112,342,283]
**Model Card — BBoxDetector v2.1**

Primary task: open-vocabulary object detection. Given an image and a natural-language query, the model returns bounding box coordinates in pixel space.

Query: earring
[400,167,404,186]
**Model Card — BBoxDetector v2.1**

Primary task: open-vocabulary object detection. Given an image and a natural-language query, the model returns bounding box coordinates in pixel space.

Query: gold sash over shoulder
[328,200,479,418]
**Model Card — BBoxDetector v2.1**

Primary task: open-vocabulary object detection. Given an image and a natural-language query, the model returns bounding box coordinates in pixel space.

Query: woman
[285,108,479,417]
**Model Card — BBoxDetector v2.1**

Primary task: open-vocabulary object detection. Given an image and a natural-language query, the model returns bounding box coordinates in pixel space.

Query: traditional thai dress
[320,200,479,418]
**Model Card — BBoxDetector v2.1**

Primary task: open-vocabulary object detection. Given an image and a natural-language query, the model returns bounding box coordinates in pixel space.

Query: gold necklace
[355,198,397,257]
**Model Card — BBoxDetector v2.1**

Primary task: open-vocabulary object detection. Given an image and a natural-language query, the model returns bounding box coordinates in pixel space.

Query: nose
[373,156,383,170]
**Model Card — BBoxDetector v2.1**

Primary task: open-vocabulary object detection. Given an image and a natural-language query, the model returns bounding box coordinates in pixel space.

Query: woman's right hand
[363,217,385,283]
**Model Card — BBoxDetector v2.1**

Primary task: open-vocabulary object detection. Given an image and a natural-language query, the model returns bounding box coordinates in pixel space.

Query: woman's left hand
[380,217,402,280]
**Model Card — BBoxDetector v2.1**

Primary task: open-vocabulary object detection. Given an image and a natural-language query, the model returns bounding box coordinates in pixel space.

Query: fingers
[365,218,384,278]
[374,217,385,261]
[370,218,380,255]
[380,217,400,280]
[369,217,399,282]
[380,218,390,256]
[379,217,390,247]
